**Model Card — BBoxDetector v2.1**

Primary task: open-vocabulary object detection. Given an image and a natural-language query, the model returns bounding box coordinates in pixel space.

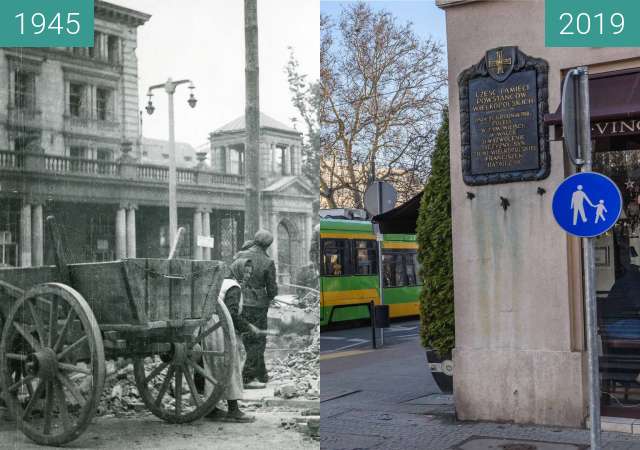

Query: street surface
[0,408,316,449]
[320,320,640,450]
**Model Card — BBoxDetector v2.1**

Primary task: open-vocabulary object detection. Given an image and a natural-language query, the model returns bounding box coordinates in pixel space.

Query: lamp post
[145,78,197,248]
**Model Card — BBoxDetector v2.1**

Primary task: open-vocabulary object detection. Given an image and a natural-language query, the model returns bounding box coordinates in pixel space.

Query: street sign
[197,235,214,248]
[364,181,397,216]
[552,171,622,238]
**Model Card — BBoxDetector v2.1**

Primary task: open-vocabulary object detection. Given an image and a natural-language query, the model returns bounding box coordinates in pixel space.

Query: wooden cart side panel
[170,259,192,321]
[0,266,61,320]
[146,259,171,321]
[69,261,139,325]
[192,260,226,318]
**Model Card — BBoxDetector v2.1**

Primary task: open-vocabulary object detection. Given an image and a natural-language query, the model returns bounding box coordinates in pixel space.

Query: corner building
[0,1,315,280]
[438,0,640,428]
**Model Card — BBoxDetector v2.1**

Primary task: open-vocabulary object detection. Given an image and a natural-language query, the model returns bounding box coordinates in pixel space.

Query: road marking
[322,338,369,353]
[320,349,373,361]
[320,336,347,340]
[388,325,418,332]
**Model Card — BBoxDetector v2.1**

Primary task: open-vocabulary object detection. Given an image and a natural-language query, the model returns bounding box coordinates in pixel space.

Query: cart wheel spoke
[8,374,35,393]
[43,381,54,435]
[58,362,91,375]
[57,373,86,407]
[57,335,88,361]
[195,320,222,341]
[144,361,169,384]
[54,378,72,432]
[174,367,183,416]
[53,309,76,353]
[183,366,202,407]
[12,322,41,351]
[48,296,59,348]
[155,366,175,408]
[186,358,218,386]
[26,300,47,348]
[7,352,28,361]
[22,380,45,419]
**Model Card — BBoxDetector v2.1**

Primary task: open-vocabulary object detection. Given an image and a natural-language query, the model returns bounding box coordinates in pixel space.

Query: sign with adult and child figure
[552,171,622,238]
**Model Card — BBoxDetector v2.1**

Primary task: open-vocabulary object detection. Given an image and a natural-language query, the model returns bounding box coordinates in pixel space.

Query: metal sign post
[365,181,397,348]
[562,66,601,450]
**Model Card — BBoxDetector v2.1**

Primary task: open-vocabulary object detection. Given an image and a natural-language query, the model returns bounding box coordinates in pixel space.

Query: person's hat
[254,229,274,248]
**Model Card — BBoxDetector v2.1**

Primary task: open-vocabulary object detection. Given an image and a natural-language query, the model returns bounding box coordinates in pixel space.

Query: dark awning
[372,191,422,234]
[544,68,640,125]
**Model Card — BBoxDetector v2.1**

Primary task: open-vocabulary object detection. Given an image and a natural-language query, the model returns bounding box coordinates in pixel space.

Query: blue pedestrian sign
[552,172,622,238]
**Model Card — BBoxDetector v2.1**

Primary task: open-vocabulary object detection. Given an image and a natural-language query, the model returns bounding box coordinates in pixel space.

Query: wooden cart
[0,220,236,446]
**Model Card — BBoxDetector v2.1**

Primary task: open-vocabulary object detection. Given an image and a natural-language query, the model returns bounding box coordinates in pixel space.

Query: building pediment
[262,176,313,197]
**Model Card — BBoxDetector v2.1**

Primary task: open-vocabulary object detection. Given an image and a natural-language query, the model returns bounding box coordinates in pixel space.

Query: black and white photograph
[0,1,319,448]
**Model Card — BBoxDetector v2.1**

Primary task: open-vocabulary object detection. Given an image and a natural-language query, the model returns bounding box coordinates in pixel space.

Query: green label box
[546,0,640,47]
[0,0,94,47]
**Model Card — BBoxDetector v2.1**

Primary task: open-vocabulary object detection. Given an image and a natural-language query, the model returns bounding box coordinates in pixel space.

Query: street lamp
[145,78,197,248]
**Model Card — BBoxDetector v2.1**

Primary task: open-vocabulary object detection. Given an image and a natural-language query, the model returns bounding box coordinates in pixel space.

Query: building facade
[438,0,640,429]
[0,1,315,280]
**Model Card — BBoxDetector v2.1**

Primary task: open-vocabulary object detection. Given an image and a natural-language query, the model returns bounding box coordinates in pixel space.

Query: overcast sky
[111,0,320,148]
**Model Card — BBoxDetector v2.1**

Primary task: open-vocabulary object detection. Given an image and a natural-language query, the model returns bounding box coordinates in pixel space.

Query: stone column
[202,209,212,260]
[270,143,277,175]
[115,205,126,260]
[126,204,137,258]
[20,202,32,267]
[31,203,44,267]
[270,213,279,271]
[284,146,292,175]
[295,145,302,175]
[193,209,203,260]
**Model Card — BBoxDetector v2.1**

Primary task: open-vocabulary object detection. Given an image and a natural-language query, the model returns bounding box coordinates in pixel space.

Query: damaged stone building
[0,0,315,281]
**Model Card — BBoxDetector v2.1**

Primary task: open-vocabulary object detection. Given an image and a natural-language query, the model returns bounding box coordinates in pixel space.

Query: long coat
[235,246,278,308]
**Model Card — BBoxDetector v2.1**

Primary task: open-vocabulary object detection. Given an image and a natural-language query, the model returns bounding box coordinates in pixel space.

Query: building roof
[96,1,151,27]
[212,112,300,135]
[141,138,202,168]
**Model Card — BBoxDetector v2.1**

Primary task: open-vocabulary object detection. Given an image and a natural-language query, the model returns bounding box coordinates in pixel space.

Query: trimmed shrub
[416,109,454,356]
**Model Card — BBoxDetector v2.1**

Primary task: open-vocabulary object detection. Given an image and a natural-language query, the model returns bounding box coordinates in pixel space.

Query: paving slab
[452,436,587,450]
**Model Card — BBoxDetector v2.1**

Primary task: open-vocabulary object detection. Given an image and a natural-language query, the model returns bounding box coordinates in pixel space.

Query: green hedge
[416,109,454,356]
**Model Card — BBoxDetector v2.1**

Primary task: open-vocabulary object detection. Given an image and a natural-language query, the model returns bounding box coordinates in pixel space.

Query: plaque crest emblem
[485,46,516,82]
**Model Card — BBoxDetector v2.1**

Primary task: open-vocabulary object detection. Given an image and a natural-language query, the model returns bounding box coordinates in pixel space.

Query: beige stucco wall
[440,0,640,427]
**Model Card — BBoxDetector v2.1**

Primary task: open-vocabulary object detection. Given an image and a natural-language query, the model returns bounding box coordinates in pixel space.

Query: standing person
[236,229,278,388]
[203,257,267,422]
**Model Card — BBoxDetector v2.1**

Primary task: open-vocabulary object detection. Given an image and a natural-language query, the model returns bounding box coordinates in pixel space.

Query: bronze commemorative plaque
[458,47,550,185]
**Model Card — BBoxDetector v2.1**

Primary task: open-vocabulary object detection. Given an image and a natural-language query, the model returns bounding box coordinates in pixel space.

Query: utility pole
[244,0,261,239]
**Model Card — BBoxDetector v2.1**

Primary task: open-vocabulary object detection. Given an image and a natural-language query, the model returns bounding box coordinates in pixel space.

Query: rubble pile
[269,323,320,400]
[95,359,145,417]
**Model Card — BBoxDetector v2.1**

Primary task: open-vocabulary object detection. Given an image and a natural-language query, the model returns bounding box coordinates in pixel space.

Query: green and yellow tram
[320,218,421,326]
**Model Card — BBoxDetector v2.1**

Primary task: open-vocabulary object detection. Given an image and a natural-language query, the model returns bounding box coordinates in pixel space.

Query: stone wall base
[453,348,586,427]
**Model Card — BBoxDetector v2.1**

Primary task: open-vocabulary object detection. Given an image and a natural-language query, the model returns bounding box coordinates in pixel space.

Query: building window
[229,148,243,175]
[69,83,86,118]
[96,87,113,121]
[13,134,40,153]
[14,70,36,110]
[69,146,87,172]
[107,35,120,64]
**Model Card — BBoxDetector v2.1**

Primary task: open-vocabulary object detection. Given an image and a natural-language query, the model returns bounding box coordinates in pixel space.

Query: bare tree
[321,2,447,209]
[286,48,320,216]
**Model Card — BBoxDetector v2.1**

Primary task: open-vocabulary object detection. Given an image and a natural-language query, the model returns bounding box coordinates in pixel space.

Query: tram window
[354,240,377,275]
[405,252,417,285]
[382,251,421,287]
[321,239,348,276]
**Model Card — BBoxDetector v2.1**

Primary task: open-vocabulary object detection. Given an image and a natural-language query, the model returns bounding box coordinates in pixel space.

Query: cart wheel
[0,283,105,446]
[133,296,236,423]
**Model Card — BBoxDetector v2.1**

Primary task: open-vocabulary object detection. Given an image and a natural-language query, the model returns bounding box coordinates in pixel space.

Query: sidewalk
[320,336,640,450]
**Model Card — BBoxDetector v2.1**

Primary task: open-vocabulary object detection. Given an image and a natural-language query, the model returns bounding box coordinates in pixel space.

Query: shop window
[354,240,377,275]
[14,70,36,110]
[322,239,348,276]
[69,83,86,118]
[96,87,113,121]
